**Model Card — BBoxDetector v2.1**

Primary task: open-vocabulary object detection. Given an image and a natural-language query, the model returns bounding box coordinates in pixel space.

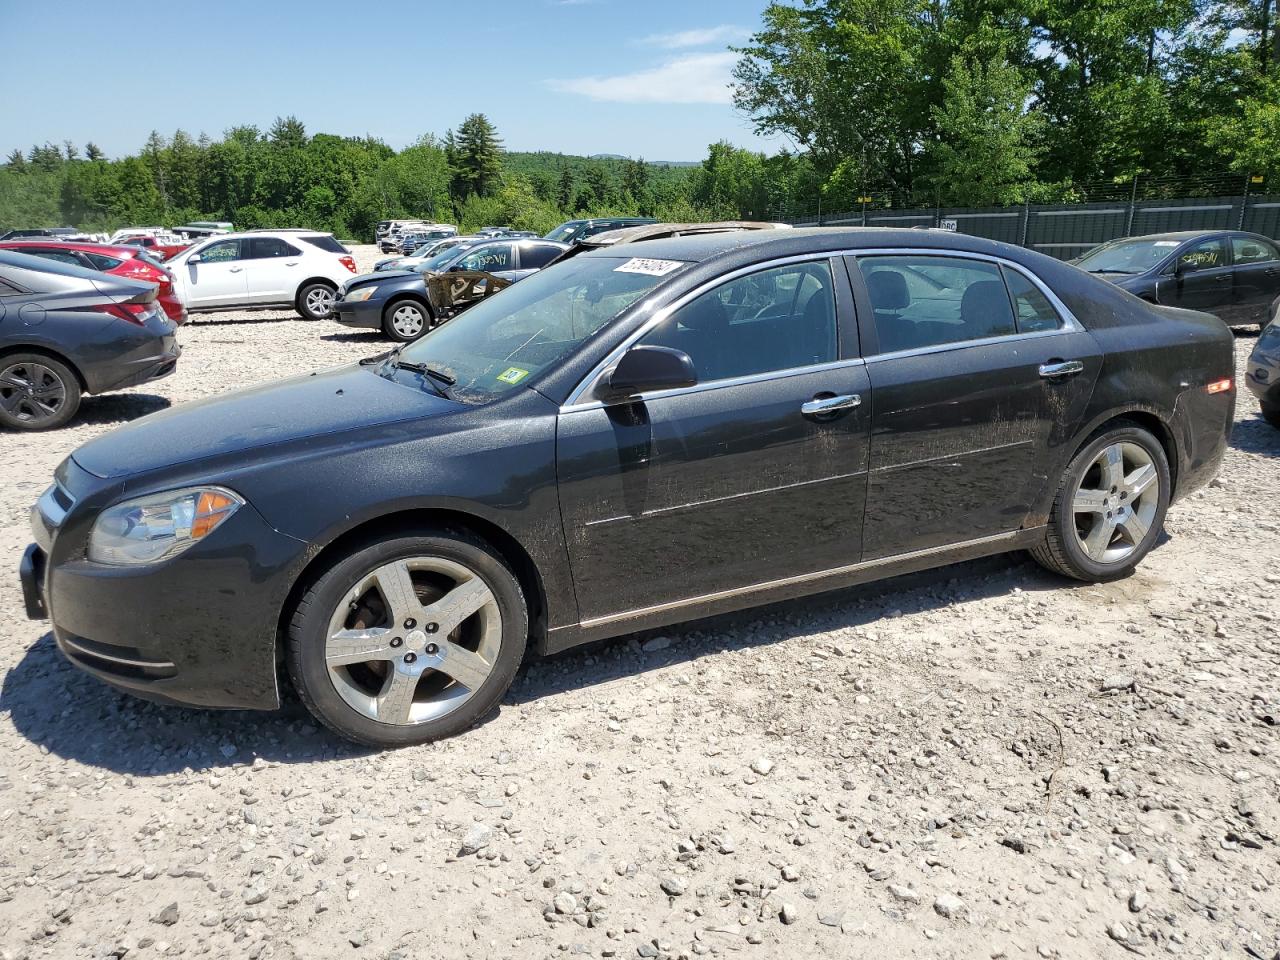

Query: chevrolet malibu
[20,229,1235,747]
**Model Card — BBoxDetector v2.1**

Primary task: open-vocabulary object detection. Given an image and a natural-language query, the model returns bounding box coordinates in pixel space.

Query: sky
[0,0,792,162]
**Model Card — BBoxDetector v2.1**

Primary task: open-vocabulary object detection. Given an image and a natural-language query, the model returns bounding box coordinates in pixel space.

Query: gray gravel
[0,245,1278,959]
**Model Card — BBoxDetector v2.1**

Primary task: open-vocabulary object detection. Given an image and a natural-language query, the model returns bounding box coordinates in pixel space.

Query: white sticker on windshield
[1153,241,1179,247]
[614,257,684,276]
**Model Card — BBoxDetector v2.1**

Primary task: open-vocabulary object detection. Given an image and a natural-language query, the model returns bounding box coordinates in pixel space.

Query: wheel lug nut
[425,622,439,634]
[404,618,416,629]
[403,652,417,664]
[425,643,438,655]
[390,637,403,648]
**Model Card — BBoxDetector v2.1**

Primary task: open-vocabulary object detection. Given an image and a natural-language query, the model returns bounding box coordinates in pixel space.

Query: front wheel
[382,298,431,342]
[287,530,528,747]
[1030,422,1170,581]
[297,282,336,321]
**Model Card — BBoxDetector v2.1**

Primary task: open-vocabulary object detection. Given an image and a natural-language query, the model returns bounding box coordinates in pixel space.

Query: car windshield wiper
[381,349,456,398]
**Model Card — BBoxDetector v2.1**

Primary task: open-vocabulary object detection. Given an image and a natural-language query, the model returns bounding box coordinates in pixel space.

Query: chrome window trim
[561,247,1084,411]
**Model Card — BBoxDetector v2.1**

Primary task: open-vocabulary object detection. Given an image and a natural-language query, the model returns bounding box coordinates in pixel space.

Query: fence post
[1125,176,1139,237]
[1239,175,1251,230]
[817,191,823,227]
[1020,200,1030,248]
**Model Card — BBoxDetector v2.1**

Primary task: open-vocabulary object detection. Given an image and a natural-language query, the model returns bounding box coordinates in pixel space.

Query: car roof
[0,239,143,257]
[1112,229,1268,244]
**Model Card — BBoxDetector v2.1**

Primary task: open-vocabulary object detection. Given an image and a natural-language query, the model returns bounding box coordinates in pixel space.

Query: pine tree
[453,114,503,198]
[557,164,575,209]
[269,115,307,149]
[85,142,105,161]
[142,130,169,205]
[6,148,27,170]
[63,141,79,162]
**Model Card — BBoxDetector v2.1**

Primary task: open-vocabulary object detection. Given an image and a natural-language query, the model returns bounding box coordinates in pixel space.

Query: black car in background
[0,250,180,430]
[543,217,658,245]
[1075,230,1280,327]
[1246,294,1280,427]
[21,228,1235,747]
[333,237,568,341]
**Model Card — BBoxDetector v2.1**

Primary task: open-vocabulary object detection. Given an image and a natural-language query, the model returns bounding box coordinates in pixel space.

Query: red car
[116,234,191,261]
[0,240,188,324]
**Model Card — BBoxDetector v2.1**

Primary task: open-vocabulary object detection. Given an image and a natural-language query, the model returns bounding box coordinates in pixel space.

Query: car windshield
[1076,238,1180,274]
[544,222,583,243]
[414,239,458,258]
[397,255,688,402]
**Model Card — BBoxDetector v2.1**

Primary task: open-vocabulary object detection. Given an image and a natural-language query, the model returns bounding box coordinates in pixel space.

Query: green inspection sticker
[496,366,530,384]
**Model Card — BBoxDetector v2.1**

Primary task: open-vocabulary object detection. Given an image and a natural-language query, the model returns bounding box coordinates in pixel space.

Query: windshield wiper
[381,349,456,398]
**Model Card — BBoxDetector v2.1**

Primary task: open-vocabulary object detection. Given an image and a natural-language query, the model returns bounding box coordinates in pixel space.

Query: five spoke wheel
[1071,441,1160,563]
[324,557,501,726]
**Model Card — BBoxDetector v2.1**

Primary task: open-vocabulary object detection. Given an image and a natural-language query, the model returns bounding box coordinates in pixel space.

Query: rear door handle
[285,261,299,266]
[1039,360,1084,380]
[801,393,861,417]
[228,266,243,273]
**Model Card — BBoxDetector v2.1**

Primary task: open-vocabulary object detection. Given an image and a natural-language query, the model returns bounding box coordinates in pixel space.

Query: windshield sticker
[614,257,684,277]
[496,366,530,385]
[1153,241,1179,247]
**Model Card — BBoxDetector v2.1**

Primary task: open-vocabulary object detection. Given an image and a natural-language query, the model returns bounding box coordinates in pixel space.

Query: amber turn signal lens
[192,491,239,538]
[1205,378,1233,394]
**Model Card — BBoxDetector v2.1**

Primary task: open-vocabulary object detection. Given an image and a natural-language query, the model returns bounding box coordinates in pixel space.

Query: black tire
[287,528,527,748]
[1261,402,1280,429]
[0,353,82,431]
[381,298,431,342]
[296,281,337,321]
[1030,421,1171,582]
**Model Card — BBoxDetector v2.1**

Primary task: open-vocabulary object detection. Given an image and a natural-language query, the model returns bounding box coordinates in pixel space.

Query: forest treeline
[3,0,1278,237]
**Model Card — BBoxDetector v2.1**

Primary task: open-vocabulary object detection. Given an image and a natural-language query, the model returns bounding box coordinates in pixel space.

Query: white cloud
[641,25,749,49]
[548,52,737,104]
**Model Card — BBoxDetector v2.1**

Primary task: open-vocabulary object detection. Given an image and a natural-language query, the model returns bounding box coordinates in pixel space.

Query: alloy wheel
[391,305,425,338]
[1072,441,1160,564]
[306,287,335,318]
[0,362,67,426]
[324,557,501,725]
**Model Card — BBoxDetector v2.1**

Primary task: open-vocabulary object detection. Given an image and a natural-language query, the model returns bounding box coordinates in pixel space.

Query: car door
[246,236,304,302]
[1229,235,1280,325]
[1159,236,1234,320]
[850,253,1101,560]
[181,238,248,308]
[556,258,871,623]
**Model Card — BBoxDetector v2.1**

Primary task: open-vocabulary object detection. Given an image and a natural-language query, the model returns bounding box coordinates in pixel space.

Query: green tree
[452,114,504,198]
[268,115,308,149]
[6,148,26,170]
[85,142,105,161]
[925,55,1044,206]
[167,129,202,209]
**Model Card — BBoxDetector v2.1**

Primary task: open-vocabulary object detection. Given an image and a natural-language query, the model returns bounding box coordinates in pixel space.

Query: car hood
[71,364,454,479]
[344,270,419,291]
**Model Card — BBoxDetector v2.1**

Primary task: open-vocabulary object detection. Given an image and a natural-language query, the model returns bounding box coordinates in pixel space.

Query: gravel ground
[0,245,1278,960]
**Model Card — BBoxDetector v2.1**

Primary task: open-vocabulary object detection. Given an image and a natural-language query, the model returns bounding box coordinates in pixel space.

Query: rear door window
[249,237,302,259]
[1231,236,1280,264]
[16,247,81,266]
[859,255,1017,353]
[518,243,564,269]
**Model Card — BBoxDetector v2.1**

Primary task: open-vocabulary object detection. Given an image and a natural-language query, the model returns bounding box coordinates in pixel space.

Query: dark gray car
[1075,230,1280,327]
[1246,294,1280,427]
[0,250,180,430]
[333,238,569,341]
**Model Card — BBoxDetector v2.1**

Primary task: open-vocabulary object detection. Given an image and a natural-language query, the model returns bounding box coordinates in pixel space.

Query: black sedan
[0,250,180,430]
[1075,230,1280,327]
[333,238,568,341]
[1246,294,1280,427]
[21,229,1234,747]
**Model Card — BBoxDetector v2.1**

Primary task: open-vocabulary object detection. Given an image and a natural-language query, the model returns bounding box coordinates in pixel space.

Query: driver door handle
[1039,359,1084,380]
[801,393,861,417]
[228,266,243,273]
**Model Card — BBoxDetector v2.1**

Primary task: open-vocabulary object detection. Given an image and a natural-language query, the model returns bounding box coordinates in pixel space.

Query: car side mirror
[1175,258,1197,276]
[187,254,202,265]
[601,345,696,401]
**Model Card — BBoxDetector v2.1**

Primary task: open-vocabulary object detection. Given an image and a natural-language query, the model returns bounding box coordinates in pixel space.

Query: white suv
[165,230,358,320]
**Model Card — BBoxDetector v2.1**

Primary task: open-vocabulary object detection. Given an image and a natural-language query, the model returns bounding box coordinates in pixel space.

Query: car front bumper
[21,472,307,711]
[1246,349,1280,407]
[333,296,383,330]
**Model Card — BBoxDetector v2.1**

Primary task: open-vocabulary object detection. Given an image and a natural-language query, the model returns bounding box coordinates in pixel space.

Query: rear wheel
[0,354,82,431]
[287,530,527,747]
[297,282,336,321]
[382,298,430,342]
[1030,422,1170,581]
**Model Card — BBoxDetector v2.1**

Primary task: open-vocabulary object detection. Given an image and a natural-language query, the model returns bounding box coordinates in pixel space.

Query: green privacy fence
[784,182,1280,259]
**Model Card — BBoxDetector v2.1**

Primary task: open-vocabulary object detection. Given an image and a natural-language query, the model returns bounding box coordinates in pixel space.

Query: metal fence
[784,189,1280,259]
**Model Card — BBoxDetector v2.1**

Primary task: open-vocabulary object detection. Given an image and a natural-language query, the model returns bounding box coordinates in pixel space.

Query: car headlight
[88,486,243,565]
[346,287,378,302]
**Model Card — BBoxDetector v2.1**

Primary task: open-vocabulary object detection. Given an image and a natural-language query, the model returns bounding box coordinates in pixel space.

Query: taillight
[1205,378,1233,394]
[92,302,154,326]
[340,256,357,273]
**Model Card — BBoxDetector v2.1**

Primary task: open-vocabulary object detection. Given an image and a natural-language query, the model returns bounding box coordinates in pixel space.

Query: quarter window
[85,253,124,271]
[639,261,837,383]
[1002,266,1062,333]
[249,237,301,259]
[859,255,1016,353]
[1231,236,1280,264]
[198,239,242,263]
